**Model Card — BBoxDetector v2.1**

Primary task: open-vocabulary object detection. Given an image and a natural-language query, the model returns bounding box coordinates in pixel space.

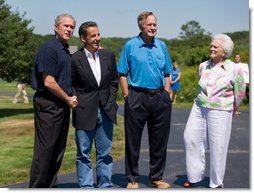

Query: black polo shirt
[31,36,72,95]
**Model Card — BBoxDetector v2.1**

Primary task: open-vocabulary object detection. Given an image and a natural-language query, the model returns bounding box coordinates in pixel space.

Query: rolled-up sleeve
[117,45,129,76]
[162,42,172,76]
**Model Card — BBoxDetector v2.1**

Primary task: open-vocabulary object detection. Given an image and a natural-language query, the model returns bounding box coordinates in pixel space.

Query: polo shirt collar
[137,32,157,48]
[53,36,70,50]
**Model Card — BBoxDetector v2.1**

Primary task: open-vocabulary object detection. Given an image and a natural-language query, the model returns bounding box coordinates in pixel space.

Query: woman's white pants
[184,103,233,188]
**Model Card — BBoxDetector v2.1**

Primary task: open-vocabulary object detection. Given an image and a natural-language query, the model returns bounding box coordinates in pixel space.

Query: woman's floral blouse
[195,59,246,111]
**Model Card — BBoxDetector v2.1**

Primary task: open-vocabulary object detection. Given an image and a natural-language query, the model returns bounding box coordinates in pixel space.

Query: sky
[0,1,253,192]
[4,0,249,39]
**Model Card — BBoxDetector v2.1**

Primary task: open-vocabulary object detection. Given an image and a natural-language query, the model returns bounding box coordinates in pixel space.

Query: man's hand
[68,95,78,109]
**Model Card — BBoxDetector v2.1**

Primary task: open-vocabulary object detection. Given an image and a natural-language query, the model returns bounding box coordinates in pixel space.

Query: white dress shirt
[84,48,101,86]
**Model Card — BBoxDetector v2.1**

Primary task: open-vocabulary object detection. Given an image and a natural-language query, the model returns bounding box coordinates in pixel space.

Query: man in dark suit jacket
[71,21,118,188]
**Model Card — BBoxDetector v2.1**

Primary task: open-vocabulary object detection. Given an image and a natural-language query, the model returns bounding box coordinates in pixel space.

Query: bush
[178,65,199,103]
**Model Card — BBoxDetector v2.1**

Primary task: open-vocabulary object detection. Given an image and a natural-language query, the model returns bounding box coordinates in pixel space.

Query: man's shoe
[127,182,139,188]
[149,180,171,188]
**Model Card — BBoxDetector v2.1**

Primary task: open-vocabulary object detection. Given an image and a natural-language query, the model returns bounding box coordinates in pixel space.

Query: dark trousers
[124,89,172,182]
[29,91,70,188]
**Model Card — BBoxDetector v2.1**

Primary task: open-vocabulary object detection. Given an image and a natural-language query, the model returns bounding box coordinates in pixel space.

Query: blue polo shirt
[31,36,72,95]
[117,33,172,89]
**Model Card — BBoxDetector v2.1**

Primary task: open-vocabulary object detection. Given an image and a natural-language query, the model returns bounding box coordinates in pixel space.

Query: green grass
[0,81,35,93]
[0,96,125,187]
[0,81,248,186]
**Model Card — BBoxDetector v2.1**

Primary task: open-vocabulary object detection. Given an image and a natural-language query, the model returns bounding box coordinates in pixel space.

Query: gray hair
[137,11,156,30]
[55,13,76,26]
[212,34,234,58]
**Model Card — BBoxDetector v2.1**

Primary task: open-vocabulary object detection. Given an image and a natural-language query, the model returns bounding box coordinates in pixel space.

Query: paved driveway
[6,104,250,188]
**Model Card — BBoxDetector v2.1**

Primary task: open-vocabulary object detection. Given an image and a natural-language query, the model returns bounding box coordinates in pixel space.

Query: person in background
[170,61,181,104]
[71,21,118,188]
[234,53,249,111]
[30,13,77,188]
[13,82,29,103]
[234,53,249,85]
[183,34,246,188]
[117,11,172,189]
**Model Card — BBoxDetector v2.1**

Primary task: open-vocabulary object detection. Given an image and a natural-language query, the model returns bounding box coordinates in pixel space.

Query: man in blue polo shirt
[117,11,173,188]
[30,13,78,188]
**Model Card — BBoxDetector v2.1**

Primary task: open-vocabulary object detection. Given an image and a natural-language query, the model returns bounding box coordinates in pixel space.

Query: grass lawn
[0,81,249,186]
[0,96,125,187]
[0,81,35,93]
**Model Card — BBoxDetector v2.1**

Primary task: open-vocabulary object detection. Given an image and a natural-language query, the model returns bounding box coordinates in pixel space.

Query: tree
[174,20,211,66]
[0,0,38,83]
[179,20,206,40]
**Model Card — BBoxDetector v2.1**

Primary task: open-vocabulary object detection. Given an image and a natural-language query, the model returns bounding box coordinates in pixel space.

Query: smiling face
[140,15,157,41]
[81,26,100,53]
[54,16,75,43]
[210,40,225,63]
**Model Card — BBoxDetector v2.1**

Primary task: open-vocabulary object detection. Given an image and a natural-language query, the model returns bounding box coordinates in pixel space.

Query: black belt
[129,86,163,94]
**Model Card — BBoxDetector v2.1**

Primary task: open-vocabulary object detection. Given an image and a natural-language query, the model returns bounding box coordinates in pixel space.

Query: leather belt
[129,86,162,94]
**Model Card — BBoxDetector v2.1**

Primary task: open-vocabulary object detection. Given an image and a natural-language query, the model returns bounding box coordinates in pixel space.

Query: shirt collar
[83,48,99,58]
[53,36,69,50]
[208,59,231,71]
[137,32,157,48]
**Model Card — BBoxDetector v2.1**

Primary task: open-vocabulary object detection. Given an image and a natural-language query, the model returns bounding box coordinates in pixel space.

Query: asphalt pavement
[4,103,250,189]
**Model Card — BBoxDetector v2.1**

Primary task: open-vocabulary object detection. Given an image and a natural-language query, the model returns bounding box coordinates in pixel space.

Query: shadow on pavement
[0,108,34,119]
[57,183,79,188]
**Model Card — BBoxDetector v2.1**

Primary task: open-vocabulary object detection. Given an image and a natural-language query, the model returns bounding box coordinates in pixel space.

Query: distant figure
[234,53,249,105]
[170,61,181,104]
[13,82,29,103]
[234,53,249,84]
[233,53,249,116]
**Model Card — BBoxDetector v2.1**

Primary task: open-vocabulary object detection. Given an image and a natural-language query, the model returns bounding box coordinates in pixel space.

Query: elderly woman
[183,34,246,188]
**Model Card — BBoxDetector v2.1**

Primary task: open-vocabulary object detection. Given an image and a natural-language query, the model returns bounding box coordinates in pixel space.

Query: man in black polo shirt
[30,13,78,188]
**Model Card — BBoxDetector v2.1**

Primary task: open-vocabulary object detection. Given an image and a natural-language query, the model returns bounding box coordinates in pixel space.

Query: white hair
[212,34,234,58]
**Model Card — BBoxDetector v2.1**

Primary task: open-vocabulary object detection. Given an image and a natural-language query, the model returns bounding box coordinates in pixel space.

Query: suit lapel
[98,49,107,85]
[78,49,98,86]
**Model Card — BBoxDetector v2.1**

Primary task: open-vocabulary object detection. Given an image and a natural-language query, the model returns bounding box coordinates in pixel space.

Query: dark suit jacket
[71,48,118,131]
